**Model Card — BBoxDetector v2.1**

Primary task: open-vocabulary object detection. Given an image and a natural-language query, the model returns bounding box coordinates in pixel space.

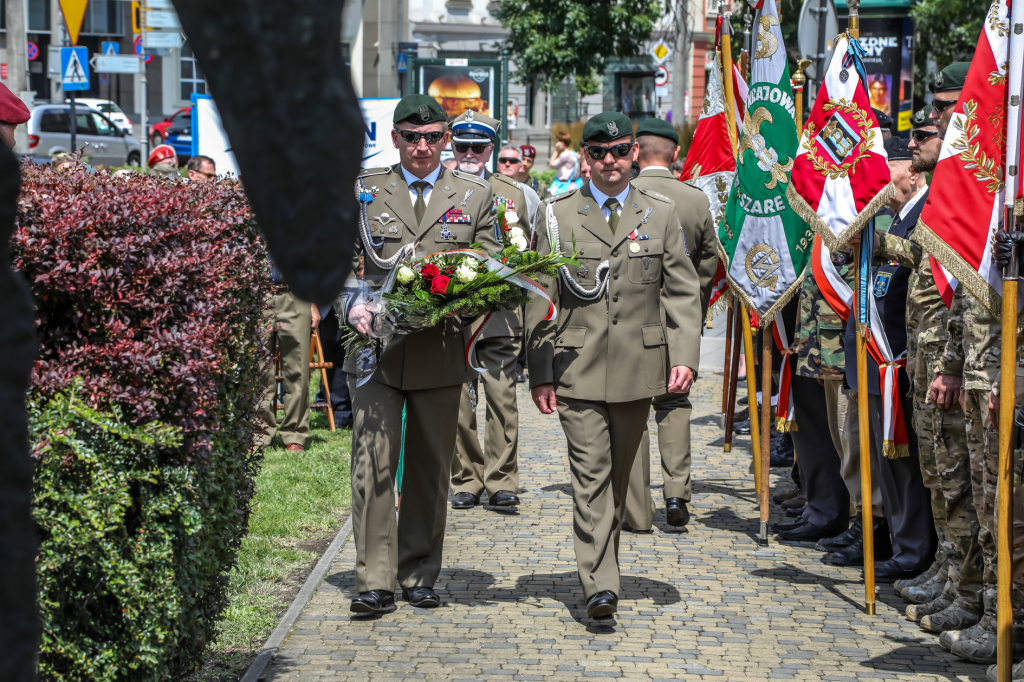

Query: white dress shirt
[638,165,670,174]
[588,183,631,222]
[896,183,929,224]
[401,164,442,211]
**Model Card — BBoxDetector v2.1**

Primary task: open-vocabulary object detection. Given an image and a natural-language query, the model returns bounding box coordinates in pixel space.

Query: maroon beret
[520,144,536,159]
[0,82,31,125]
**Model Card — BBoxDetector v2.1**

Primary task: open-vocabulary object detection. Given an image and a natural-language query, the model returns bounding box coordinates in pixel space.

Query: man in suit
[842,135,936,581]
[341,94,498,615]
[623,118,717,531]
[527,112,703,618]
[448,111,528,511]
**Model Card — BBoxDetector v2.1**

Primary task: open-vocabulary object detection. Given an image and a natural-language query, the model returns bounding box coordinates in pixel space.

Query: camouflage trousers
[963,388,1024,621]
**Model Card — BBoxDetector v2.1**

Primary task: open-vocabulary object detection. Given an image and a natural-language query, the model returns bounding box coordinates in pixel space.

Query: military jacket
[631,168,718,319]
[475,171,528,339]
[937,288,1004,392]
[795,271,846,381]
[346,164,498,391]
[525,182,702,403]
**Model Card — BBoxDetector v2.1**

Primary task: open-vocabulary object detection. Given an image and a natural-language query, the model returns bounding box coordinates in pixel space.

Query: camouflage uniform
[937,287,1024,632]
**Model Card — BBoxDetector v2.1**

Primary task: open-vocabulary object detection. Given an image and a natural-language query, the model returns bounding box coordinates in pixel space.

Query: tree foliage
[495,0,662,93]
[911,0,988,98]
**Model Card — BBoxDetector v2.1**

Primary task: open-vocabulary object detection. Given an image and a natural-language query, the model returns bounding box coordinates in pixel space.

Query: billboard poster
[419,64,496,119]
[853,16,915,134]
[359,98,401,168]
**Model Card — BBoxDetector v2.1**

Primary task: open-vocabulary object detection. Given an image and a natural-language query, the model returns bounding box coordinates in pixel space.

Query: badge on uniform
[440,226,456,241]
[873,272,892,297]
[494,196,515,212]
[441,209,472,224]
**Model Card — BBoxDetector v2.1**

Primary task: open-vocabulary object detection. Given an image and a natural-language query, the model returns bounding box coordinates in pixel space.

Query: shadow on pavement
[749,563,868,611]
[858,642,988,682]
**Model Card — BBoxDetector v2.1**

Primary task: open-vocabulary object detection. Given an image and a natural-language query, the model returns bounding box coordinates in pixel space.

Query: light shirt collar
[589,182,631,211]
[639,165,670,173]
[898,183,928,221]
[401,164,442,188]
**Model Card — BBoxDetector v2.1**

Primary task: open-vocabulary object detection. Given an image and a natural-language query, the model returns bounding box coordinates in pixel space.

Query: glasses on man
[453,143,490,154]
[398,129,445,145]
[911,129,939,142]
[497,157,521,165]
[931,98,957,113]
[583,143,633,160]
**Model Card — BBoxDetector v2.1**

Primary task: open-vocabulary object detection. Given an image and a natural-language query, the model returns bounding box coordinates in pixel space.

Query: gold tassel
[776,417,799,432]
[1016,197,1023,217]
[883,440,910,459]
[786,182,896,253]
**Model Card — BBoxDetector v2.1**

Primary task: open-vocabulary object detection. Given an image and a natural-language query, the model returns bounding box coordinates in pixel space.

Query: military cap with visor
[871,108,892,132]
[911,106,936,129]
[582,112,635,143]
[883,136,913,162]
[635,118,679,145]
[929,62,970,93]
[393,94,447,125]
[449,110,499,144]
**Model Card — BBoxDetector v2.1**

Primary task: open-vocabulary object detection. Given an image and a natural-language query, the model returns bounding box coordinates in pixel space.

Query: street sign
[649,40,672,66]
[58,0,89,45]
[27,42,39,61]
[60,46,90,90]
[797,0,838,82]
[1,65,7,80]
[398,41,419,57]
[144,10,181,29]
[47,47,62,80]
[654,65,669,87]
[102,41,120,55]
[134,35,154,64]
[143,31,183,49]
[396,52,409,74]
[143,0,174,8]
[93,54,141,74]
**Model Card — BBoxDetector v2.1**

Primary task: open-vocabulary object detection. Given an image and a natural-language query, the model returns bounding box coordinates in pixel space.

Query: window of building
[28,0,50,32]
[180,46,207,101]
[82,0,125,35]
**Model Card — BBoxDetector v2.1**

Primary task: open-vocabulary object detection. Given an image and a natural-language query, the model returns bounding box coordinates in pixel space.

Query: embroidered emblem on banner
[803,98,876,180]
[738,108,794,190]
[745,244,781,291]
[873,272,892,297]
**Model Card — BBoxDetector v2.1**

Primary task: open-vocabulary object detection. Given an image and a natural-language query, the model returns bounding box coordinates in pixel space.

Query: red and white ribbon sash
[771,316,797,432]
[811,235,909,457]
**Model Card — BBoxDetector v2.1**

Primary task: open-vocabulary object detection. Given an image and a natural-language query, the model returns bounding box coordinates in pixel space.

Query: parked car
[67,98,134,135]
[29,104,142,167]
[150,107,190,148]
[164,116,193,163]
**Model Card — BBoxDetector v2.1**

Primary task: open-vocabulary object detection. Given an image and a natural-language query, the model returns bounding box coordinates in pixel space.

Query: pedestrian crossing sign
[61,47,90,91]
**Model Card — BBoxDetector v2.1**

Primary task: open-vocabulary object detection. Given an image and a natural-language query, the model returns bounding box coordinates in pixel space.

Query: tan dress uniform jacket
[625,169,717,529]
[345,163,498,594]
[526,182,702,599]
[453,171,528,499]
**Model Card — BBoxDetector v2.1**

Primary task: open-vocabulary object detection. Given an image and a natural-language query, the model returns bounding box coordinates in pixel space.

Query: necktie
[412,181,430,225]
[604,198,620,234]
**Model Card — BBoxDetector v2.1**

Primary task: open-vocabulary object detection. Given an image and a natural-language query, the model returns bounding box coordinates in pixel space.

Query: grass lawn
[190,378,352,681]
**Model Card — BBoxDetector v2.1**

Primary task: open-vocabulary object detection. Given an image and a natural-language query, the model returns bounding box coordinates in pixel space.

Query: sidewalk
[261,373,985,681]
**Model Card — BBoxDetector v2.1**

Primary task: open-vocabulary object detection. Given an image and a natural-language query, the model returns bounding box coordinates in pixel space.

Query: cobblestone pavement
[264,372,987,681]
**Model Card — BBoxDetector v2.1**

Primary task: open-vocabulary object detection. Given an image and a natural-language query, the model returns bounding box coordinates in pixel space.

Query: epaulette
[637,187,672,204]
[492,173,522,190]
[358,166,392,179]
[451,169,490,189]
[549,187,577,202]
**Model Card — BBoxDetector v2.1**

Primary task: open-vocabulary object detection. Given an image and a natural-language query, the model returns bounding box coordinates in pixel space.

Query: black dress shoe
[586,591,618,618]
[350,590,396,614]
[451,492,479,510]
[622,519,653,534]
[665,498,690,527]
[828,537,865,566]
[489,490,520,506]
[778,521,847,542]
[785,505,806,518]
[874,559,925,581]
[772,519,806,533]
[733,419,751,435]
[816,518,861,552]
[402,586,441,608]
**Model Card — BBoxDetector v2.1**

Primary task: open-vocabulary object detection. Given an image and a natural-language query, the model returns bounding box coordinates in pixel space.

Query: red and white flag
[916,0,1023,325]
[787,33,894,251]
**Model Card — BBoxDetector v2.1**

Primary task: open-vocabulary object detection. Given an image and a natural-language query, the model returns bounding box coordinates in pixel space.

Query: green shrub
[530,168,557,187]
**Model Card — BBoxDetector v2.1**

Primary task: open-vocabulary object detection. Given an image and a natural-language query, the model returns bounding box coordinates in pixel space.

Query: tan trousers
[824,379,883,517]
[348,376,462,593]
[258,292,311,448]
[624,393,693,531]
[452,335,521,497]
[557,397,652,599]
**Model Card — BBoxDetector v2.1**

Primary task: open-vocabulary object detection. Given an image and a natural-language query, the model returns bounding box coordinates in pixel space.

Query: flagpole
[997,3,1023,678]
[724,304,743,452]
[720,2,739,155]
[723,299,734,418]
[759,321,773,545]
[792,59,810,139]
[740,306,763,496]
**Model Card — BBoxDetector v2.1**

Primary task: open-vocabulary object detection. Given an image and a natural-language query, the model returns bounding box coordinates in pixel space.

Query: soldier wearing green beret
[621,117,717,532]
[526,111,703,618]
[342,93,500,615]
[929,62,969,138]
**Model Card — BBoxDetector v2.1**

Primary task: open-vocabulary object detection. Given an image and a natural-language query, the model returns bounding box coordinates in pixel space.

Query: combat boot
[906,594,952,623]
[949,623,998,664]
[986,659,1024,681]
[903,564,949,604]
[894,558,941,596]
[919,603,982,633]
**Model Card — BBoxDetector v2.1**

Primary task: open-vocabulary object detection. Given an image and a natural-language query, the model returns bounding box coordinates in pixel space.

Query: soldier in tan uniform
[341,95,499,615]
[448,111,528,510]
[623,118,717,531]
[527,112,703,618]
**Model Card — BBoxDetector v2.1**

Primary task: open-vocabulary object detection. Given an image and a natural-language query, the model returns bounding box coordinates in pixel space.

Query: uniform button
[612,319,618,325]
[613,295,619,302]
[612,250,618,257]
[613,274,619,280]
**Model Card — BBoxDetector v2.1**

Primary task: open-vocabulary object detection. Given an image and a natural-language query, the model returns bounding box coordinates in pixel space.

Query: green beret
[582,112,634,143]
[393,94,447,125]
[929,62,970,93]
[911,107,936,129]
[635,118,679,145]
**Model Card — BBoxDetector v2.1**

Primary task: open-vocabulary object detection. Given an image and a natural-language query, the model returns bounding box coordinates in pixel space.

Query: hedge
[12,161,273,680]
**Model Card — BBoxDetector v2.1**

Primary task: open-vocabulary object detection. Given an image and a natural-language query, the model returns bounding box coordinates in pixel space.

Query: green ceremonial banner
[720,0,812,320]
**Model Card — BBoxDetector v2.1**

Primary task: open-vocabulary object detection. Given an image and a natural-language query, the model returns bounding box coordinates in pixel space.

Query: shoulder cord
[357,178,415,271]
[546,200,610,301]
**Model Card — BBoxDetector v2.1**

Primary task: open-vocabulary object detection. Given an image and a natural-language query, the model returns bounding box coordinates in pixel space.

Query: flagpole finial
[792,59,810,87]
[847,0,860,38]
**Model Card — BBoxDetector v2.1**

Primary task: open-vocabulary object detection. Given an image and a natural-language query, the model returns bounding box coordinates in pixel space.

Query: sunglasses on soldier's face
[931,98,957,113]
[453,143,490,154]
[911,129,939,142]
[398,129,445,145]
[583,143,633,160]
[497,157,521,165]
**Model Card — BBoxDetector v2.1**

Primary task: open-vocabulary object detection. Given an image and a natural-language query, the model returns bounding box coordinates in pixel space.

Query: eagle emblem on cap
[935,72,944,87]
[607,120,619,137]
[466,110,475,121]
[420,105,430,121]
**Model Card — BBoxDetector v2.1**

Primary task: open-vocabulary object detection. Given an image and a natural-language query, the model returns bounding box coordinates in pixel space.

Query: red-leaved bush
[12,160,273,679]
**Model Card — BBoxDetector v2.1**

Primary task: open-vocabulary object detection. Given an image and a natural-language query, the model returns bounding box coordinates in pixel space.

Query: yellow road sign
[58,0,90,46]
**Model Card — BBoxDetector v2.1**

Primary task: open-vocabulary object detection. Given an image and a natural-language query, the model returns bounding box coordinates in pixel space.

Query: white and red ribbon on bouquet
[770,317,797,432]
[811,236,909,457]
[431,248,557,372]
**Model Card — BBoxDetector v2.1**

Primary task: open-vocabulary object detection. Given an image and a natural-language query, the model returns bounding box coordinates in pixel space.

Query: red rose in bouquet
[430,275,451,295]
[421,264,441,279]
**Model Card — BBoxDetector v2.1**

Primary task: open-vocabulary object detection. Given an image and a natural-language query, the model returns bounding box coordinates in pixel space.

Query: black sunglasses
[911,129,939,142]
[497,157,521,164]
[453,143,490,154]
[931,98,957,113]
[398,129,445,145]
[583,143,633,160]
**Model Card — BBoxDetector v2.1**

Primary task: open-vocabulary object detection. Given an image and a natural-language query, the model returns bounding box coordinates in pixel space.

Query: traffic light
[131,1,142,33]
